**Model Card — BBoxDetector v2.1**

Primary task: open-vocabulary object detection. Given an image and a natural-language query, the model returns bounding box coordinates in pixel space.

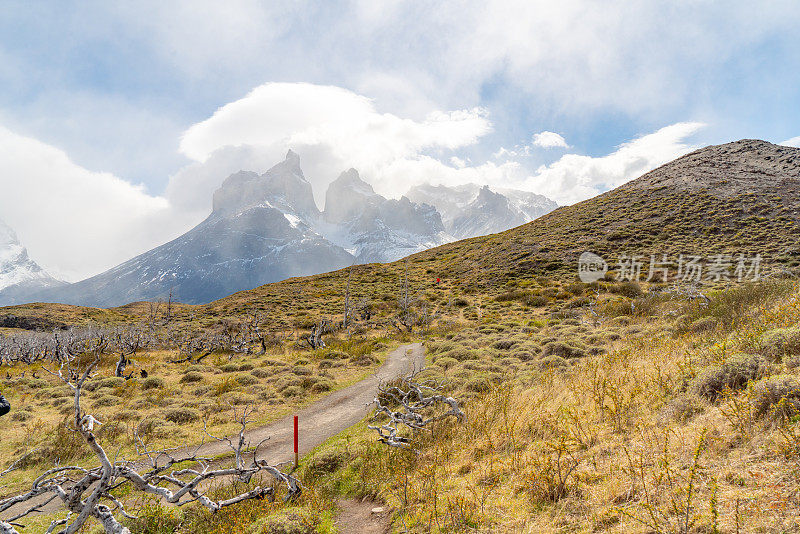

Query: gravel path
[1,343,425,521]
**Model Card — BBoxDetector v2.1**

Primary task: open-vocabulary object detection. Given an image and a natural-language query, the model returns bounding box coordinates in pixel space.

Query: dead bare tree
[582,287,602,327]
[667,281,710,307]
[304,320,328,349]
[369,372,464,449]
[343,264,353,330]
[0,346,300,534]
[390,258,418,333]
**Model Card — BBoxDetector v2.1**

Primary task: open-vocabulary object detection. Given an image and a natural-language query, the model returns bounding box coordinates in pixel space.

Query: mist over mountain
[406,183,557,238]
[3,152,555,307]
[0,219,65,305]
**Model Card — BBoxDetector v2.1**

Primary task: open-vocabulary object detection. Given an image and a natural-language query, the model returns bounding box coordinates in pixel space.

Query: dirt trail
[184,342,425,464]
[1,343,425,521]
[335,498,390,533]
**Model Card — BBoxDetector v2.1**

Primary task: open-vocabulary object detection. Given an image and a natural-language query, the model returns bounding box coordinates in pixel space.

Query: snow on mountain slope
[321,169,450,262]
[406,183,557,238]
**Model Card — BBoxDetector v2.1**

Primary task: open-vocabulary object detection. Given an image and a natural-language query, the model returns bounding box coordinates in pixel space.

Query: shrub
[310,381,333,393]
[539,355,569,370]
[523,294,550,307]
[442,348,479,362]
[493,340,517,350]
[136,418,170,439]
[163,408,200,424]
[180,371,204,384]
[17,420,87,467]
[435,357,459,370]
[237,374,258,386]
[247,511,314,534]
[142,377,165,390]
[349,355,375,367]
[281,386,303,397]
[124,500,182,534]
[687,317,717,333]
[211,377,238,396]
[658,394,703,423]
[542,341,587,359]
[251,368,271,378]
[221,363,238,373]
[465,377,491,393]
[609,281,643,298]
[10,410,32,421]
[759,326,800,360]
[304,450,347,477]
[752,374,800,419]
[92,395,118,408]
[514,350,535,361]
[691,353,769,402]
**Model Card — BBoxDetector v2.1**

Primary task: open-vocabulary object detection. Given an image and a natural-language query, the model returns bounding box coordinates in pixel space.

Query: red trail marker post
[293,415,299,468]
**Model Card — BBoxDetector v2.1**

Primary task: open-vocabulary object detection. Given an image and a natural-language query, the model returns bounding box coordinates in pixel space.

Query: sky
[0,1,799,281]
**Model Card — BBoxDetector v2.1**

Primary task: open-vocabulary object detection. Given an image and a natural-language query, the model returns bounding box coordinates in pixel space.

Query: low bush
[539,355,569,370]
[759,326,800,360]
[752,374,800,419]
[658,394,703,423]
[691,353,769,402]
[465,376,491,393]
[236,374,258,386]
[310,381,332,393]
[247,510,315,534]
[142,377,165,390]
[542,341,587,359]
[163,407,200,424]
[180,371,204,384]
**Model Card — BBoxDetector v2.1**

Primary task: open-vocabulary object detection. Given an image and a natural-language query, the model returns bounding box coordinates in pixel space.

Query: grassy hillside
[2,140,800,533]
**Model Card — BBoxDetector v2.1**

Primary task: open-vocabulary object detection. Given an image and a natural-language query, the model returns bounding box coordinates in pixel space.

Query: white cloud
[0,126,198,281]
[173,83,704,211]
[0,79,704,283]
[532,131,569,148]
[174,82,492,207]
[522,122,705,204]
[780,136,800,148]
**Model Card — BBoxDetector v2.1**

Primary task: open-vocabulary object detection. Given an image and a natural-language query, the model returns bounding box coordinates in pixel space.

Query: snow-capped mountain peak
[0,219,65,304]
[212,150,318,219]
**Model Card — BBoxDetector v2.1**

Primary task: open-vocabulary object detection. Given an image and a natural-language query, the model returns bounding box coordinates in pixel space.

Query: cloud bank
[0,83,704,281]
[0,126,197,281]
[170,83,704,209]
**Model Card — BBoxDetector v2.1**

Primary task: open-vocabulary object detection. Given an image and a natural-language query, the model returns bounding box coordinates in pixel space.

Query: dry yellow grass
[302,280,800,533]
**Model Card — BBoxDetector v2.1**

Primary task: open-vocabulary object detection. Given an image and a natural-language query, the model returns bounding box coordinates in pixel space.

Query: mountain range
[406,183,556,239]
[0,151,556,307]
[2,139,798,326]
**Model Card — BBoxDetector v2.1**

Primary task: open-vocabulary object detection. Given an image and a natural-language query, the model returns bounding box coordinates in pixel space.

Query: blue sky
[0,1,799,280]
